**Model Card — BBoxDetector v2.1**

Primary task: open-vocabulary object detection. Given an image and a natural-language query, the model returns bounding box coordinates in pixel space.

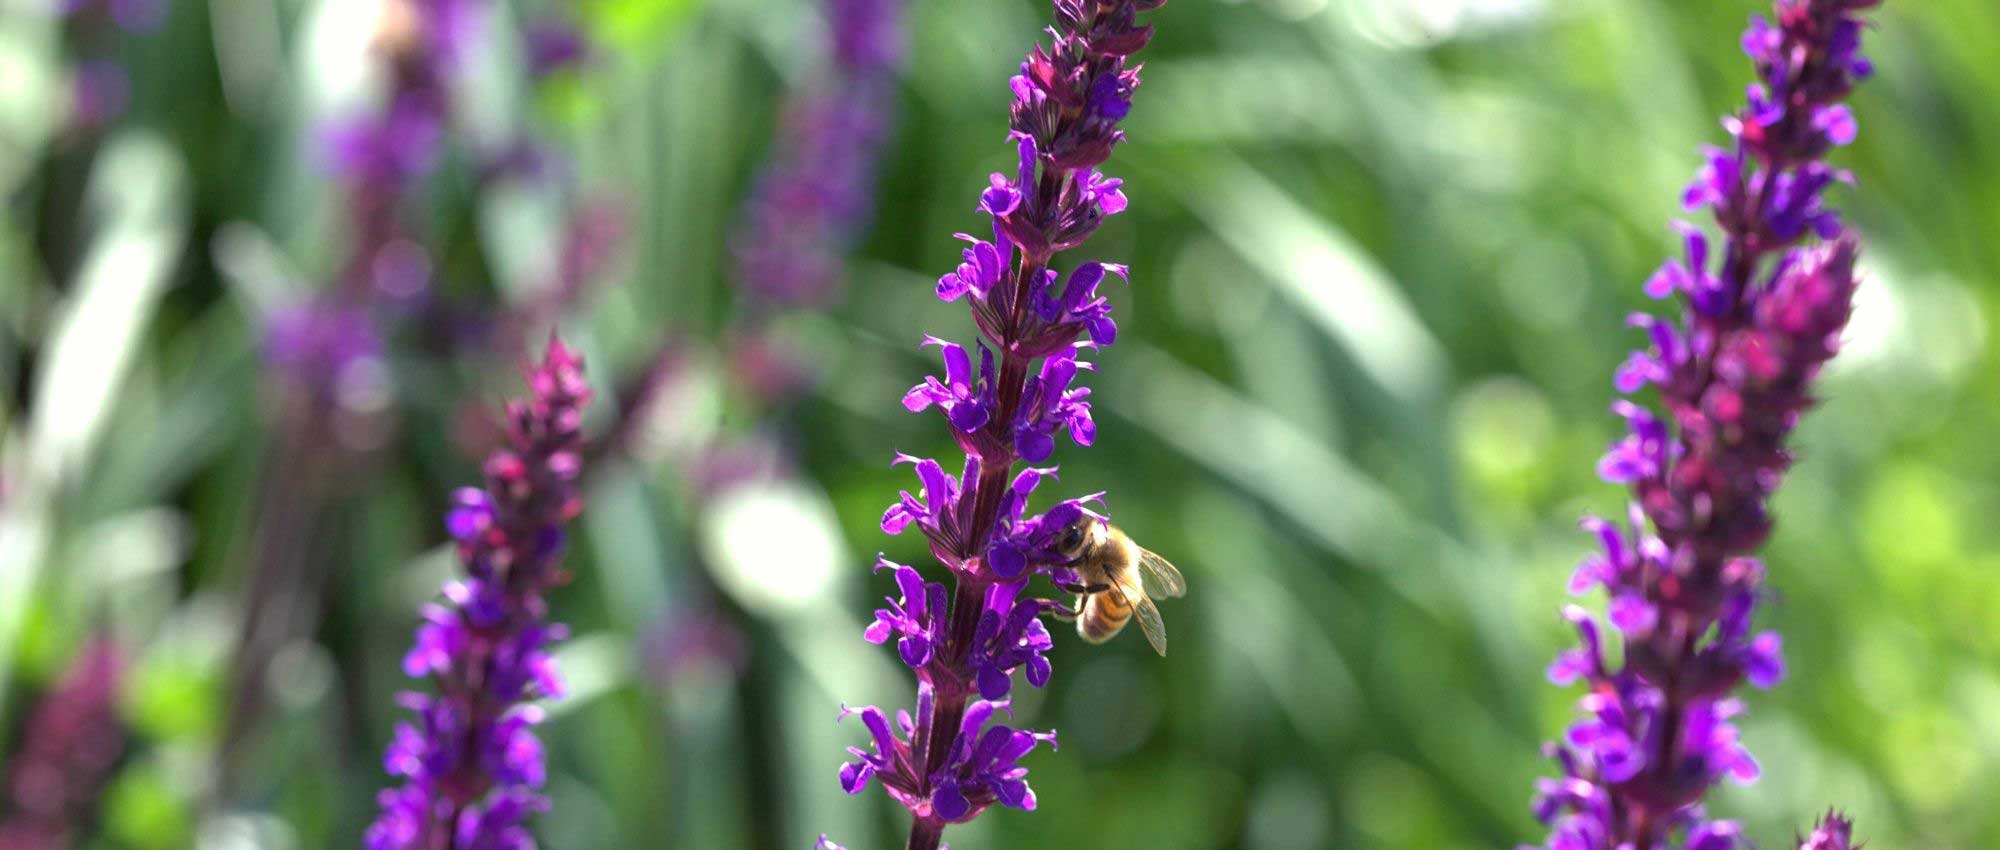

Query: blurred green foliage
[2,0,1997,848]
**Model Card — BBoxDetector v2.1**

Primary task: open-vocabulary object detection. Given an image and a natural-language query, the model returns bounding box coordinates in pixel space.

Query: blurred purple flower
[524,18,591,79]
[233,0,476,751]
[366,338,591,850]
[723,331,818,408]
[67,61,129,131]
[229,0,628,790]
[1527,3,1878,850]
[0,639,126,850]
[324,98,446,192]
[260,300,399,454]
[61,0,166,32]
[833,1,1163,849]
[265,303,384,394]
[730,0,904,306]
[639,598,749,686]
[323,0,487,299]
[828,0,903,69]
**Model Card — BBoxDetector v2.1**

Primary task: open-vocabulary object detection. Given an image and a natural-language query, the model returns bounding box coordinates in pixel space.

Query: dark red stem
[907,816,947,850]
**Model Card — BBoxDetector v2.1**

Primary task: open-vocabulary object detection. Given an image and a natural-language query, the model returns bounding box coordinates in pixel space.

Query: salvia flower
[1527,3,1878,850]
[903,338,997,434]
[865,556,950,668]
[1797,812,1857,850]
[832,1,1163,849]
[366,337,591,850]
[836,695,1058,826]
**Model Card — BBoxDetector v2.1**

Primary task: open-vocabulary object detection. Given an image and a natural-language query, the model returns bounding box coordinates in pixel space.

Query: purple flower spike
[1527,3,1878,850]
[366,338,592,850]
[837,1,1166,848]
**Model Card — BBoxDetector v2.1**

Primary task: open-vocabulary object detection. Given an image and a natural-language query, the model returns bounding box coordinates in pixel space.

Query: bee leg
[1049,596,1084,621]
[1053,580,1113,595]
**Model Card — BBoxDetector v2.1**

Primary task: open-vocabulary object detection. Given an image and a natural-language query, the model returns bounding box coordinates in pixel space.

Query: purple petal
[977,663,1012,700]
[932,778,970,821]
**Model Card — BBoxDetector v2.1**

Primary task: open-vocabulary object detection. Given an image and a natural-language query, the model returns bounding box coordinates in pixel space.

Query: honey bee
[1052,516,1186,656]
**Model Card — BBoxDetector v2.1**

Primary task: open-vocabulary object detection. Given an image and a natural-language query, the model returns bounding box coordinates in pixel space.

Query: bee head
[1055,517,1093,560]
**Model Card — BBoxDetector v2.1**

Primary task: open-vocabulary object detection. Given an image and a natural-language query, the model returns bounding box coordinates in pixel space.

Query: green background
[1,0,1993,848]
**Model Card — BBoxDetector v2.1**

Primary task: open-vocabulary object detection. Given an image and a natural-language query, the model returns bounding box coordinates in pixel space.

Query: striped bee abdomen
[1077,581,1137,644]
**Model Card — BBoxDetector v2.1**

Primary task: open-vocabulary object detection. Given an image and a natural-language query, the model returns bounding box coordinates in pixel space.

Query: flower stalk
[832,2,1164,848]
[366,337,591,850]
[1529,2,1880,849]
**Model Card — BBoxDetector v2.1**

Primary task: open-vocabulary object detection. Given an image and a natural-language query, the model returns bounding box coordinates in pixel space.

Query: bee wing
[1136,549,1186,599]
[1133,591,1168,656]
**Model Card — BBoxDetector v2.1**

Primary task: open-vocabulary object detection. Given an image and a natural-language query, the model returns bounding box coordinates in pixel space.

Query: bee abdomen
[1078,591,1133,644]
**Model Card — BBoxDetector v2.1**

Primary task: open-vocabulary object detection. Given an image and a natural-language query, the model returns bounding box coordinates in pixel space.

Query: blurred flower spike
[732,0,905,307]
[0,638,128,850]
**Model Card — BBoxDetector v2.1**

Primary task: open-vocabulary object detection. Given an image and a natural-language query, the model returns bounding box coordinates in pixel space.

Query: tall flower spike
[1527,3,1878,850]
[831,1,1163,849]
[367,337,591,850]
